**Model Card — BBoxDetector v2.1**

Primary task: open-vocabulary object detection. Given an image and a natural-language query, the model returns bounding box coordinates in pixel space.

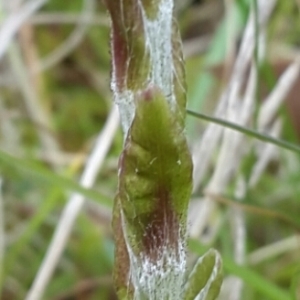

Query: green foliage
[183,249,222,300]
[105,0,224,298]
[186,109,300,155]
[103,0,151,92]
[116,86,192,252]
[113,86,193,298]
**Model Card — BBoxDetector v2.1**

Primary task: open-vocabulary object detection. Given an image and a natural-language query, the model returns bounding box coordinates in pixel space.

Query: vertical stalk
[104,1,193,299]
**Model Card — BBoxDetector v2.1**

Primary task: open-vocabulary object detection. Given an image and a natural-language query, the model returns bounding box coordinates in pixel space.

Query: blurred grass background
[0,0,300,299]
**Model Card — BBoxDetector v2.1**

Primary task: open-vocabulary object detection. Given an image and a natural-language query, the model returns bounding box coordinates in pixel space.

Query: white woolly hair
[121,208,187,300]
[111,0,178,136]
